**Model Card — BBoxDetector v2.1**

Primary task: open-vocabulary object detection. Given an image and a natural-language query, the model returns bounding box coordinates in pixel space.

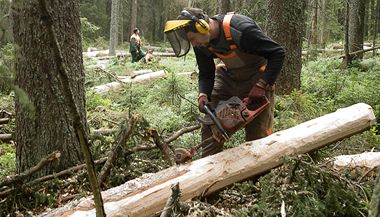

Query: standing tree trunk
[373,0,380,56]
[119,0,124,45]
[310,0,319,45]
[343,0,352,68]
[109,0,120,55]
[11,0,86,178]
[266,0,307,95]
[319,0,328,47]
[349,0,366,59]
[130,0,137,36]
[305,0,313,61]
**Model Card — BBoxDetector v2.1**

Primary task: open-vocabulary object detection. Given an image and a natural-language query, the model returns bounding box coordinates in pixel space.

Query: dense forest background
[0,0,380,216]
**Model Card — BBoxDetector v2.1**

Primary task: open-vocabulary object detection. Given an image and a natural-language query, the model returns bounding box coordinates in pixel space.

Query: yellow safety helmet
[164,20,192,33]
[164,8,210,57]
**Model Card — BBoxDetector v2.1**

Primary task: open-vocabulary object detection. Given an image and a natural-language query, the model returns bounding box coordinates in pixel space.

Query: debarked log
[332,152,380,177]
[40,103,376,217]
[0,134,12,142]
[92,70,166,93]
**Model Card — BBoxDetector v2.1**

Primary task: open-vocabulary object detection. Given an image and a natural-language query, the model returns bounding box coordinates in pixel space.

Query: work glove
[197,94,209,113]
[244,79,267,106]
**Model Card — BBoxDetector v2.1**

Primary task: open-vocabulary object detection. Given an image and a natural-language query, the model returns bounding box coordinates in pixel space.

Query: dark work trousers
[131,49,145,63]
[200,64,275,157]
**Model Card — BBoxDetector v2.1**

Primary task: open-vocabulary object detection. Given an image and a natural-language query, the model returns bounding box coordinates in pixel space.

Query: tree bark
[130,0,137,36]
[41,103,376,217]
[310,0,319,45]
[266,0,307,95]
[109,0,120,55]
[343,1,352,68]
[11,0,86,178]
[373,0,380,56]
[349,0,366,59]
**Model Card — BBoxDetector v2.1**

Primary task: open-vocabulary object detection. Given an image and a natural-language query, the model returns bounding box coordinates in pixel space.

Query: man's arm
[239,23,285,85]
[194,47,215,98]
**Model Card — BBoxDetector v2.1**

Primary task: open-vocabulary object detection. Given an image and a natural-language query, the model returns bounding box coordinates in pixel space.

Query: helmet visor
[165,28,190,57]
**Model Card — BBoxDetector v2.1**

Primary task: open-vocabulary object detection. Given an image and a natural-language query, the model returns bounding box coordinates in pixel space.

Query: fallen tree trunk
[0,134,12,142]
[40,103,376,217]
[339,46,380,59]
[0,118,9,124]
[332,152,380,177]
[92,70,166,93]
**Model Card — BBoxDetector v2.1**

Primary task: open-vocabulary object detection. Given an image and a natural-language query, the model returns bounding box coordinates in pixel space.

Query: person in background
[129,28,145,63]
[164,8,285,157]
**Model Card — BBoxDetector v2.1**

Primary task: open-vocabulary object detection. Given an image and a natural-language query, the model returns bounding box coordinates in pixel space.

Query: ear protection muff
[180,10,209,34]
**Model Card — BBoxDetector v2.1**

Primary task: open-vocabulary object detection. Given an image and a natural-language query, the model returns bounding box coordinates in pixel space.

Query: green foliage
[86,90,113,111]
[0,0,11,47]
[80,0,109,40]
[80,17,100,50]
[0,143,15,177]
[274,90,328,130]
[302,56,380,118]
[239,0,267,28]
[0,43,15,94]
[228,156,372,217]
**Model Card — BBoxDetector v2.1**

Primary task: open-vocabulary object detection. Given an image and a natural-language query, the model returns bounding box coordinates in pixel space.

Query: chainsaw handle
[203,104,230,141]
[241,96,270,122]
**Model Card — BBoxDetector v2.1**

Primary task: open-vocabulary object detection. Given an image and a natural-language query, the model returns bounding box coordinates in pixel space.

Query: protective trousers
[200,64,274,157]
[131,49,145,63]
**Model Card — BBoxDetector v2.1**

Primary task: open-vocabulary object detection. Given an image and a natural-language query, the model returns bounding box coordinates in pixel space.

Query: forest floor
[0,48,380,216]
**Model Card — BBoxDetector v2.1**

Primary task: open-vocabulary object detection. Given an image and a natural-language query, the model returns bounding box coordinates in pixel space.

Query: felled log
[92,70,166,93]
[0,118,9,124]
[333,152,380,177]
[83,49,176,60]
[339,46,380,59]
[0,134,12,142]
[40,103,376,217]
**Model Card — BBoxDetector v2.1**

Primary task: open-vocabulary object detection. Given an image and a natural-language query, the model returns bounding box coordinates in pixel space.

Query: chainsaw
[174,96,270,164]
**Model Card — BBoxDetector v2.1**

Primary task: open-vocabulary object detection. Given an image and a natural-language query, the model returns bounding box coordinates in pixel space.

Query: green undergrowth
[1,47,379,215]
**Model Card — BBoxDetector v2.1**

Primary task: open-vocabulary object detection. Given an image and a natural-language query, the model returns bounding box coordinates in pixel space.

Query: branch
[160,183,181,217]
[0,151,60,188]
[96,67,124,83]
[0,157,107,198]
[147,128,173,165]
[339,46,380,59]
[98,114,138,185]
[0,143,157,198]
[164,124,201,144]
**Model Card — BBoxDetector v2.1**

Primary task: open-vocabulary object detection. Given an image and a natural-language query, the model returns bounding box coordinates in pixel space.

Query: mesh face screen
[166,28,190,57]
